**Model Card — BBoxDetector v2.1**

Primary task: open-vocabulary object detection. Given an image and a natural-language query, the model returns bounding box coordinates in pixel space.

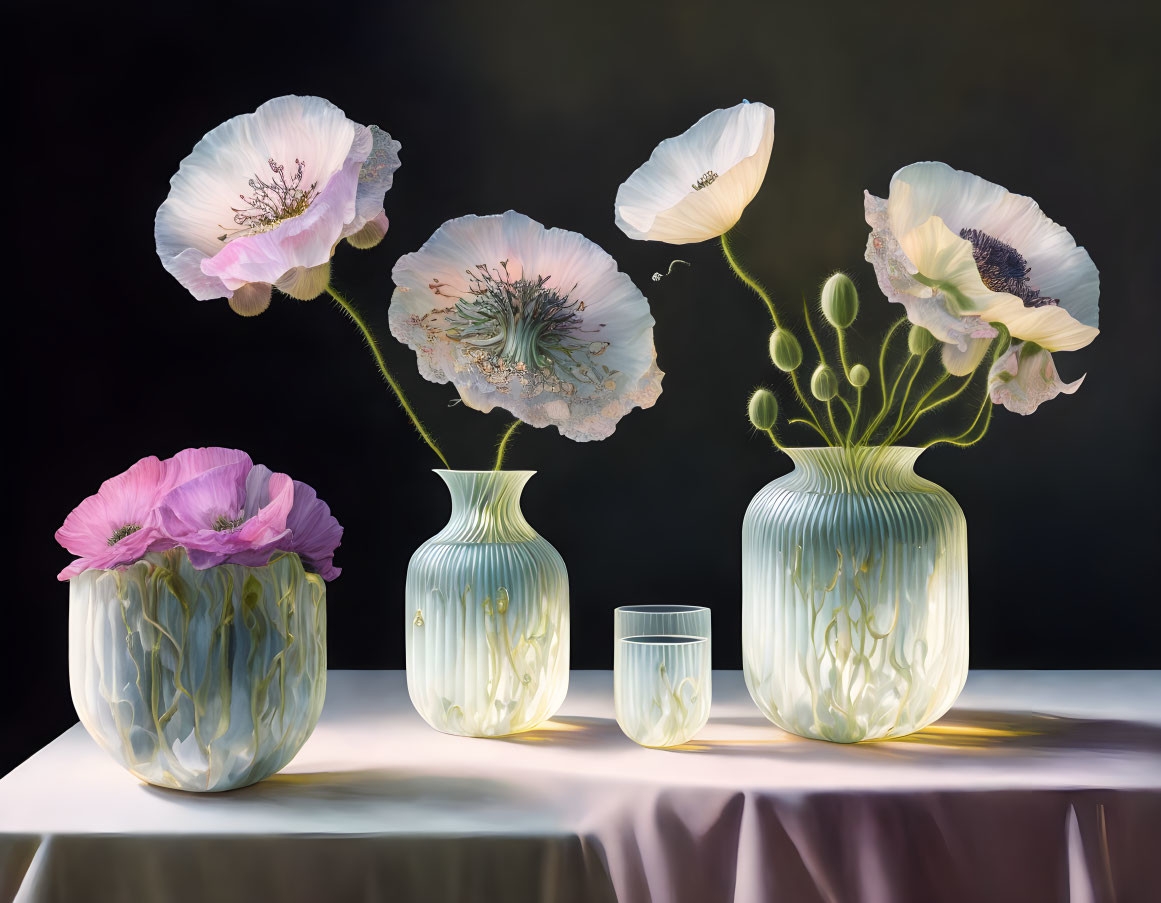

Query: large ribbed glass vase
[742,447,968,742]
[406,470,569,737]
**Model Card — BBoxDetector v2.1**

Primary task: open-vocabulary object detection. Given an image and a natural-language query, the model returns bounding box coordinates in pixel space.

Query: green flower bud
[908,324,937,355]
[849,363,870,387]
[810,364,839,401]
[768,328,804,371]
[747,388,779,431]
[820,273,859,329]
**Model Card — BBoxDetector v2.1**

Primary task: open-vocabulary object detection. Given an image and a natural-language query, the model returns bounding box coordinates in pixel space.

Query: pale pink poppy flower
[156,95,401,316]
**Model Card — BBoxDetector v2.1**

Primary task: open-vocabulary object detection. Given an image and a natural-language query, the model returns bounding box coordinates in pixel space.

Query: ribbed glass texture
[742,447,968,742]
[615,635,711,748]
[406,470,569,737]
[69,549,327,791]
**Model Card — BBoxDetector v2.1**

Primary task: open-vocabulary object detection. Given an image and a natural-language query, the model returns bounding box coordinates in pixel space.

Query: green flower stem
[826,400,843,445]
[720,230,828,443]
[836,328,853,380]
[790,370,830,441]
[836,396,857,447]
[924,329,1007,449]
[886,349,930,441]
[326,284,451,468]
[764,428,784,450]
[848,386,863,446]
[802,297,844,446]
[924,383,993,448]
[802,296,830,371]
[789,418,833,444]
[493,419,522,470]
[721,230,781,328]
[890,372,956,444]
[865,317,907,441]
[860,351,916,446]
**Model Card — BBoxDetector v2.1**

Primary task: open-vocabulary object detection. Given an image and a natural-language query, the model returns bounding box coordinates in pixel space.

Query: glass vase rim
[783,445,924,452]
[68,548,305,581]
[432,469,537,475]
[615,604,710,614]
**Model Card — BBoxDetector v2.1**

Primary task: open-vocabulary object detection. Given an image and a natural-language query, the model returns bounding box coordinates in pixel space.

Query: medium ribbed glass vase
[742,447,968,742]
[406,470,569,737]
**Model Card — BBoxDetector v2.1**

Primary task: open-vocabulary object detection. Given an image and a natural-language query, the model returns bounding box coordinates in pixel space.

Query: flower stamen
[218,158,318,242]
[433,262,620,398]
[212,514,245,532]
[960,228,1059,308]
[107,523,142,546]
[692,171,719,191]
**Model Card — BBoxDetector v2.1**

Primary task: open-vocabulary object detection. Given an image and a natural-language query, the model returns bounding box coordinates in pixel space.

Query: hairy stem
[493,419,522,471]
[848,386,863,446]
[836,328,853,380]
[925,328,1008,449]
[789,418,833,444]
[885,349,929,442]
[327,284,450,468]
[721,230,781,327]
[802,296,830,371]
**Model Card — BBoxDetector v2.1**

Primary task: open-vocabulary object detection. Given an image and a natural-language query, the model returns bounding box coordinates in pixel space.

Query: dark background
[5,0,1159,777]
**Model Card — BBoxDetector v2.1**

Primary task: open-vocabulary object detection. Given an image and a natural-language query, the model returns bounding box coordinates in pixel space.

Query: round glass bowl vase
[69,549,327,791]
[406,470,569,737]
[614,605,711,748]
[742,447,968,742]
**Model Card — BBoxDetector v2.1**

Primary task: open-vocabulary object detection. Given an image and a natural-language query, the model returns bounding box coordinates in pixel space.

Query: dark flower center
[213,514,245,532]
[108,523,142,546]
[218,157,318,242]
[960,228,1059,308]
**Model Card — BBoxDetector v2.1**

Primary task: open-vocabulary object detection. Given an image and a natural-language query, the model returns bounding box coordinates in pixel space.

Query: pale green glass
[742,447,968,742]
[69,549,327,791]
[615,635,711,748]
[614,604,712,645]
[406,470,569,737]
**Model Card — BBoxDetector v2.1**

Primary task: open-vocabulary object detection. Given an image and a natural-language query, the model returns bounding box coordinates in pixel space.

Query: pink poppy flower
[158,461,295,570]
[54,456,175,580]
[155,95,401,316]
[227,467,344,580]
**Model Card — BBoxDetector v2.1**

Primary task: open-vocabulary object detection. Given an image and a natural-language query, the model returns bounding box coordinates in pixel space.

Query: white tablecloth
[2,670,1158,903]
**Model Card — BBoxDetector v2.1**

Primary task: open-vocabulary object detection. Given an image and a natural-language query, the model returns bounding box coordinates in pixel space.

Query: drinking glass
[614,605,711,748]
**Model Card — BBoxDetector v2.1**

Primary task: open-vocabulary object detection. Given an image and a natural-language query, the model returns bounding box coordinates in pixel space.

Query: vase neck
[434,470,538,542]
[782,447,926,493]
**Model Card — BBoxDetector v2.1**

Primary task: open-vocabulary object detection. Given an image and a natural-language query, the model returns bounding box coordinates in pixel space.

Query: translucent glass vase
[742,447,968,742]
[69,549,327,791]
[406,470,569,737]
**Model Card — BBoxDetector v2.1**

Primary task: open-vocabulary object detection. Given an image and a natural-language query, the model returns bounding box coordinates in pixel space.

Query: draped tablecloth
[2,670,1158,903]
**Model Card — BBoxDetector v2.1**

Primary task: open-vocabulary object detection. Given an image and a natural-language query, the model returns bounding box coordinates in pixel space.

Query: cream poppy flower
[864,162,1099,381]
[988,341,1085,415]
[156,95,401,316]
[614,101,775,244]
[389,211,663,441]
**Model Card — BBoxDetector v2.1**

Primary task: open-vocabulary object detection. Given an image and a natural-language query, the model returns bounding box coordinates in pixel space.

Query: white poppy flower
[614,101,775,244]
[864,162,1099,381]
[389,211,663,441]
[988,341,1085,415]
[156,95,401,315]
